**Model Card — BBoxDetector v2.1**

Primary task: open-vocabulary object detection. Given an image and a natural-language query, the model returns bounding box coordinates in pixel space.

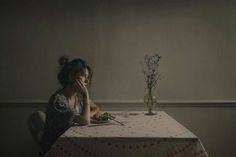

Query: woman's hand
[93,110,102,119]
[89,100,102,118]
[73,79,89,98]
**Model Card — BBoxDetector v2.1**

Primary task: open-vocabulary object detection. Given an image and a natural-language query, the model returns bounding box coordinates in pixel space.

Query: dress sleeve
[53,95,71,113]
[52,95,75,127]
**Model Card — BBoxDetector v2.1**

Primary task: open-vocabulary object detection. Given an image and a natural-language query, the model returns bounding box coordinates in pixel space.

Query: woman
[40,56,101,154]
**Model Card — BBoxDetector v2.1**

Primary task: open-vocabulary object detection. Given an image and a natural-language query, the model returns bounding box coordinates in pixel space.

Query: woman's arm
[73,99,101,124]
[81,94,90,124]
[73,114,89,125]
[73,96,90,125]
[73,79,91,125]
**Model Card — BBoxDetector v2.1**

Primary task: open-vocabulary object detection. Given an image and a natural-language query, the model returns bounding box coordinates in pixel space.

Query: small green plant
[95,112,115,121]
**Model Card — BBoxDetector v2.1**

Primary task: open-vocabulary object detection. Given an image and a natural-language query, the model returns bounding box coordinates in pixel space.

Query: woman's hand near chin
[73,79,89,98]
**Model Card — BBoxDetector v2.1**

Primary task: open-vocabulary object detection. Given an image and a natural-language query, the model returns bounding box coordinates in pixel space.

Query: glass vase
[144,88,157,115]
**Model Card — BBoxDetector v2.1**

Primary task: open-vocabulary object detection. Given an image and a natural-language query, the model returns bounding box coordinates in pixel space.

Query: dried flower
[142,54,162,90]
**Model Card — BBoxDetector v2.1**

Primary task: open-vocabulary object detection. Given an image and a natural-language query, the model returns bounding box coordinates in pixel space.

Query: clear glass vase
[144,88,157,115]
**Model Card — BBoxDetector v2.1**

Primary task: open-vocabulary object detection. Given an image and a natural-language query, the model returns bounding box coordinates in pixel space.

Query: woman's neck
[61,85,77,100]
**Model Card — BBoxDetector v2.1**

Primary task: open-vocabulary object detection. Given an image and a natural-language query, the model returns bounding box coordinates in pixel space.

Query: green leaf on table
[94,112,115,121]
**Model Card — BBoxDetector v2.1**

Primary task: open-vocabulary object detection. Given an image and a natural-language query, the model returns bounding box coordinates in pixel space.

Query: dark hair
[57,56,92,87]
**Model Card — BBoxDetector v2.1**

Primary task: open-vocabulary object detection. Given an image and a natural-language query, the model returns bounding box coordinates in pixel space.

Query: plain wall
[0,0,236,102]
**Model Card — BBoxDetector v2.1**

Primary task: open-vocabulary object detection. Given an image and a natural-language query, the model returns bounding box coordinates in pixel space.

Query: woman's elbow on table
[74,115,90,125]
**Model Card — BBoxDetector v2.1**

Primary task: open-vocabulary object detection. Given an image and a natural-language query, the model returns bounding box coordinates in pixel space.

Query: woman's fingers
[76,79,85,90]
[74,79,88,96]
[73,79,83,91]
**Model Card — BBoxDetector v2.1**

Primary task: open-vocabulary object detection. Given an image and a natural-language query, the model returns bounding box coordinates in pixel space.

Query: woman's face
[76,68,90,87]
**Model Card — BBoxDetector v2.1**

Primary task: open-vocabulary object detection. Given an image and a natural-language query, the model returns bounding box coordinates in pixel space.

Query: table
[46,111,209,157]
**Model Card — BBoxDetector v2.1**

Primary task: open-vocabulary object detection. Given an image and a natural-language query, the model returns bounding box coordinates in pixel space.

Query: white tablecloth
[46,111,209,157]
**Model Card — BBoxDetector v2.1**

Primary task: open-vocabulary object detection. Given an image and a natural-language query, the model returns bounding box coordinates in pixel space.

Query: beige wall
[0,0,236,103]
[92,0,236,102]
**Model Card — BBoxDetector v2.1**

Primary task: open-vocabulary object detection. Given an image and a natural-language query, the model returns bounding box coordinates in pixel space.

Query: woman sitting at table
[40,56,101,154]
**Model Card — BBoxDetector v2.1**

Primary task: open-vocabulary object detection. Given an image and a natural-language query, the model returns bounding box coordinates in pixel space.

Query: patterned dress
[40,89,83,154]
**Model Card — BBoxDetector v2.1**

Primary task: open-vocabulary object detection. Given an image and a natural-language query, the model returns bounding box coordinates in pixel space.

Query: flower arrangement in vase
[142,53,162,115]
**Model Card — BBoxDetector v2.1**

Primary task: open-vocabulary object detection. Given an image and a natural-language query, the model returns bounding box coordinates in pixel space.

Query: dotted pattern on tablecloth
[64,111,196,138]
[47,136,206,157]
[46,111,208,157]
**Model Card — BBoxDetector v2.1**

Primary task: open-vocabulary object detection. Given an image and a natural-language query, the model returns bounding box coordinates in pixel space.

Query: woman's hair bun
[59,56,69,66]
